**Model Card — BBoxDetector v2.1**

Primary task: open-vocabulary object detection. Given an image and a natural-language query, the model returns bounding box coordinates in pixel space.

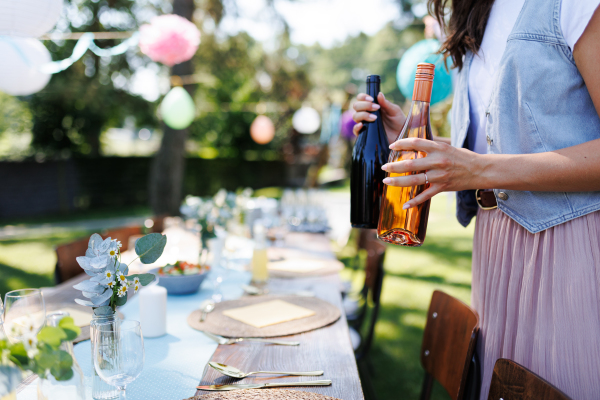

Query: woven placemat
[186,389,341,400]
[187,296,340,338]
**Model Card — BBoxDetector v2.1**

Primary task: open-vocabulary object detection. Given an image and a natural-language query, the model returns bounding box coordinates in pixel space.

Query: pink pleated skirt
[472,208,600,400]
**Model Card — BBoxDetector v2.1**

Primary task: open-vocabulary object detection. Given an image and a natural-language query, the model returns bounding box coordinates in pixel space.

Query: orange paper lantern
[250,115,275,144]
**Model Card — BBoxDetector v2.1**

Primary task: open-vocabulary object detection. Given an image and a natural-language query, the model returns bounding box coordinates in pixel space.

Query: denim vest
[451,0,600,233]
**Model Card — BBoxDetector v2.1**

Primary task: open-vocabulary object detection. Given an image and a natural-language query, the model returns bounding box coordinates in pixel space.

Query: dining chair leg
[357,357,379,400]
[420,372,434,400]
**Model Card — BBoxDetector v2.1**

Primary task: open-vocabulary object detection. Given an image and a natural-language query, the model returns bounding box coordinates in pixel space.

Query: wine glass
[93,320,144,399]
[3,288,46,343]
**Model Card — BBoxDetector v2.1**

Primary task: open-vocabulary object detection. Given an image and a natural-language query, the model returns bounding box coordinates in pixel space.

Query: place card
[222,300,315,328]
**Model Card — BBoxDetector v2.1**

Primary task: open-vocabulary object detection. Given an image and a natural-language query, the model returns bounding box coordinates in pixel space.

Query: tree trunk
[149,0,195,216]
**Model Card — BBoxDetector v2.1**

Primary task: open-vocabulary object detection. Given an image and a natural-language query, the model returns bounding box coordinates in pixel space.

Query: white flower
[133,277,140,285]
[107,281,115,289]
[104,269,115,281]
[108,248,118,258]
[116,272,128,285]
[134,283,140,293]
[23,335,37,350]
[117,285,127,297]
[112,239,123,249]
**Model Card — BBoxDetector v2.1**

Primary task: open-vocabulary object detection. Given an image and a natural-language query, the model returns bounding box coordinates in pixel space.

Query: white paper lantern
[250,115,275,144]
[0,0,63,37]
[292,106,321,134]
[0,37,51,95]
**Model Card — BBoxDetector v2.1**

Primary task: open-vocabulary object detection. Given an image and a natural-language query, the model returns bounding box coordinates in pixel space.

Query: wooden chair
[420,290,480,400]
[347,230,387,361]
[487,359,571,400]
[54,225,143,284]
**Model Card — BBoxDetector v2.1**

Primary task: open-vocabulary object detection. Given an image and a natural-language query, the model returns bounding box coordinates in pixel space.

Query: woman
[353,0,600,398]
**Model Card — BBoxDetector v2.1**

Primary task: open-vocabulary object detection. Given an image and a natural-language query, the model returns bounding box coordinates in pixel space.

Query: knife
[196,379,332,391]
[202,331,300,346]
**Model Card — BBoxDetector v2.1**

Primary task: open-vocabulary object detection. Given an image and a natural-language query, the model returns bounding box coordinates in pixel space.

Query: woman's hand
[352,92,405,145]
[381,138,483,209]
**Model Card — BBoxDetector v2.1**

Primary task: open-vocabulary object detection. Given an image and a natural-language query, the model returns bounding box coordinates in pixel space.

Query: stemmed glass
[3,288,46,343]
[93,320,144,399]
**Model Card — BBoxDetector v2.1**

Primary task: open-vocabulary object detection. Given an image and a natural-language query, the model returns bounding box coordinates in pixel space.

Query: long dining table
[16,232,364,400]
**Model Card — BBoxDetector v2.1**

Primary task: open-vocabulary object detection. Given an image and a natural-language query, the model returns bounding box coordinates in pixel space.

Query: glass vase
[0,366,20,400]
[37,312,85,400]
[90,311,119,400]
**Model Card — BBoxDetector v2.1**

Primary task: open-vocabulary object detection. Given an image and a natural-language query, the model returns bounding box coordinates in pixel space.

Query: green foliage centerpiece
[1,317,82,396]
[73,233,167,314]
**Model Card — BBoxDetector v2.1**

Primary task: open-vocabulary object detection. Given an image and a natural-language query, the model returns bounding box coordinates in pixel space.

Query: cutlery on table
[208,362,323,379]
[202,331,300,346]
[241,284,314,297]
[199,300,215,322]
[197,380,332,391]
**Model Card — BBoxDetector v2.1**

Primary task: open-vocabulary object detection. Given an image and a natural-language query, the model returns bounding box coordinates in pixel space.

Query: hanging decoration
[160,87,195,130]
[0,0,63,38]
[397,39,453,105]
[250,115,275,145]
[340,109,357,140]
[0,37,51,96]
[139,15,201,67]
[292,106,321,134]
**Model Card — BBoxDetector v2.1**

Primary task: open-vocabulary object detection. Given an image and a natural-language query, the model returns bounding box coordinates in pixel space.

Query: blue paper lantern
[397,39,453,105]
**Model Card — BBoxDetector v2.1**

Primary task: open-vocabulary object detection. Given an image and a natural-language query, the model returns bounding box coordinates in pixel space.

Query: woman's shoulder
[560,0,600,49]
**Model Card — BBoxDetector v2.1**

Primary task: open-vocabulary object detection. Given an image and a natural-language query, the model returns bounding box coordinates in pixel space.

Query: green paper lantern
[160,86,195,130]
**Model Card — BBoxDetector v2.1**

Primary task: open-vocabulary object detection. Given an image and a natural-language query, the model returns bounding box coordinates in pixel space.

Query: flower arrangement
[73,233,167,313]
[1,316,81,388]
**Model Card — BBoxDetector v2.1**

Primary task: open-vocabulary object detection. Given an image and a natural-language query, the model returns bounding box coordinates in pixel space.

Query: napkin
[54,307,94,327]
[222,300,315,328]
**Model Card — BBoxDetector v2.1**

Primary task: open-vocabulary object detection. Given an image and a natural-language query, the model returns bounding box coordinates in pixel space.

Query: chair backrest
[55,225,143,284]
[102,226,143,252]
[420,290,479,400]
[488,359,571,400]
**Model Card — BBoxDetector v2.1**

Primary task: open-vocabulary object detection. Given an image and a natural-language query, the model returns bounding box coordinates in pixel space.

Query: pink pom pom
[139,14,201,67]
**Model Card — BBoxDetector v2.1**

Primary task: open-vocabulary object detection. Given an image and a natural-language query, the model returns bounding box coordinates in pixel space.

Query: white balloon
[0,37,51,96]
[292,106,321,134]
[0,0,63,37]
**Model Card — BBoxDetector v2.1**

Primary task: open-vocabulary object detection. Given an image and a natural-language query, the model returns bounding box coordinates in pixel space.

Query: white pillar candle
[139,284,167,338]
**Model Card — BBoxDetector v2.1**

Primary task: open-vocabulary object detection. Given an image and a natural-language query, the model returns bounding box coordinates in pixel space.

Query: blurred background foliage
[0,0,432,162]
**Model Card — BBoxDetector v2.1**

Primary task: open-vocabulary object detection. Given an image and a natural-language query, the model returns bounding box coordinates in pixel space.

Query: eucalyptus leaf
[58,317,81,341]
[7,343,28,367]
[93,306,114,316]
[114,294,127,307]
[135,233,167,264]
[126,273,155,286]
[37,326,67,348]
[51,366,74,382]
[34,351,55,370]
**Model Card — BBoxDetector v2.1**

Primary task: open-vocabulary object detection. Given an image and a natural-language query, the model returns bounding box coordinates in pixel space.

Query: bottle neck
[412,78,432,103]
[366,81,381,104]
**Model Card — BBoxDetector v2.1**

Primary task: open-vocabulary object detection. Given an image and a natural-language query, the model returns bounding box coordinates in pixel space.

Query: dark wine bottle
[350,75,390,228]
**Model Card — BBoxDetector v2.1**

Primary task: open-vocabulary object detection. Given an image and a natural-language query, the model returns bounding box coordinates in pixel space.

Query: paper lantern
[0,0,63,37]
[340,110,357,140]
[292,106,320,134]
[0,37,51,95]
[139,14,201,67]
[397,39,453,105]
[250,115,275,144]
[160,87,195,130]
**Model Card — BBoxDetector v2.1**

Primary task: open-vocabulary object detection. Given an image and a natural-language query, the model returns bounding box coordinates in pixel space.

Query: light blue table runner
[18,270,251,400]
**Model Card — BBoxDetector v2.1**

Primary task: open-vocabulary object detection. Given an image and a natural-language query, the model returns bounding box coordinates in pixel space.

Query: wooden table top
[19,233,364,400]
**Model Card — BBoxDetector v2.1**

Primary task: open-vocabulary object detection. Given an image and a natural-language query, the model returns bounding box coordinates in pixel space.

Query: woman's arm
[384,5,600,209]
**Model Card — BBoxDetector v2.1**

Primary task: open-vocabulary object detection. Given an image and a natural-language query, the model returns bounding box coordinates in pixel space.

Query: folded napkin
[222,300,315,328]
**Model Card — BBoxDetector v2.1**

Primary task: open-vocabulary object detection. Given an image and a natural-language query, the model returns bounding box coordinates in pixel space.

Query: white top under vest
[468,0,600,155]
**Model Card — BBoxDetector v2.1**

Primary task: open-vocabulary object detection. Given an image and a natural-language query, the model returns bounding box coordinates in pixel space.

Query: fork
[202,331,300,346]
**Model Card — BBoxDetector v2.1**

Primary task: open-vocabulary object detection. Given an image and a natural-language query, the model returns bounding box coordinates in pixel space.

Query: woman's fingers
[352,122,363,136]
[353,111,377,124]
[382,157,434,174]
[353,101,380,112]
[389,137,440,152]
[402,186,441,209]
[382,172,427,187]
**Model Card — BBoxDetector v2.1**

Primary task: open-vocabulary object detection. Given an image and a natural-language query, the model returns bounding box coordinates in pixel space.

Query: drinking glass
[3,288,45,343]
[93,320,144,399]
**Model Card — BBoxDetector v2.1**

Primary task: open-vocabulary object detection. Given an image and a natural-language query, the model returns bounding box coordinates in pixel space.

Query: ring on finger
[424,172,429,185]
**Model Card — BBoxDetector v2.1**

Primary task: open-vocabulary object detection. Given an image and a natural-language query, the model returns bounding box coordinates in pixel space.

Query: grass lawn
[337,193,475,400]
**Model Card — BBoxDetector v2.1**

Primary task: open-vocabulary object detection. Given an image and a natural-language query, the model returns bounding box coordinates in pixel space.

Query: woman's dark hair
[428,0,496,70]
